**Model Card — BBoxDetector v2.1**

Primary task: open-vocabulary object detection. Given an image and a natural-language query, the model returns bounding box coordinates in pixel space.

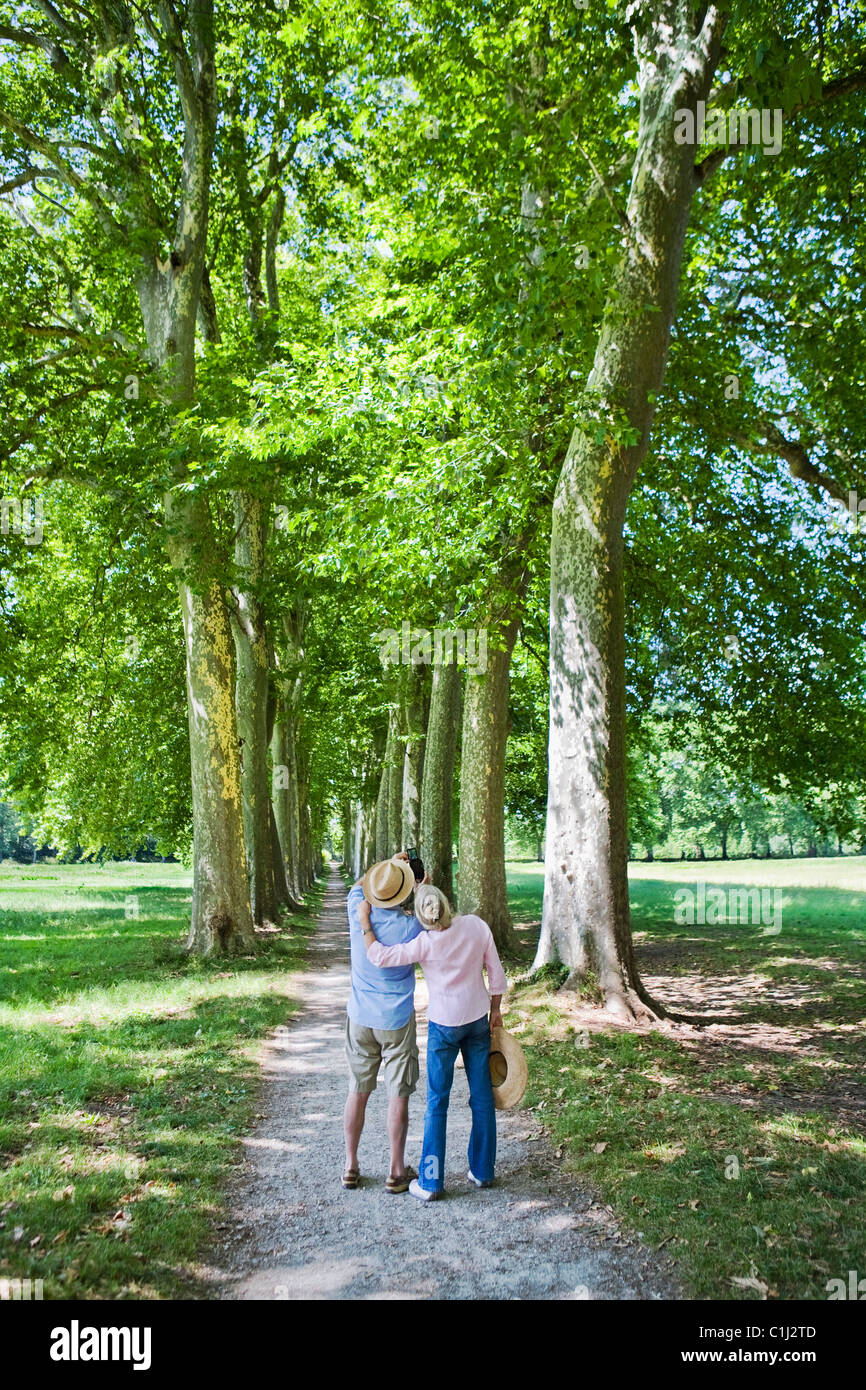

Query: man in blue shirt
[343,853,423,1193]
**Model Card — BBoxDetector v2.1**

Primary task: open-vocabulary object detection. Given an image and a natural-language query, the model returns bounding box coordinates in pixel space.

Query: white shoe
[467,1169,494,1188]
[409,1178,439,1202]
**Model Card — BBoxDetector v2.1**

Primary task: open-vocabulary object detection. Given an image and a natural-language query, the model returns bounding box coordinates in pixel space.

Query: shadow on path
[200,866,680,1300]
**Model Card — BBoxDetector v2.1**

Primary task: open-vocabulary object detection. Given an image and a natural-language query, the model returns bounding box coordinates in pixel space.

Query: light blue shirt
[346,884,423,1030]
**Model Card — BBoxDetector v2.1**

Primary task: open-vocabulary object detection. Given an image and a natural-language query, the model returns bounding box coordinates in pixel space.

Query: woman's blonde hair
[414,884,452,931]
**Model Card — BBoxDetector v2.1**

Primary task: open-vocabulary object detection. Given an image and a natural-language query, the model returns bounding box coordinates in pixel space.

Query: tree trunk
[276,609,307,899]
[270,805,293,910]
[286,702,304,894]
[156,296,254,954]
[135,10,251,954]
[420,656,461,903]
[271,702,300,902]
[230,493,277,925]
[375,709,402,860]
[341,798,353,873]
[458,619,519,950]
[388,720,405,857]
[296,739,313,891]
[350,800,363,879]
[401,665,428,850]
[534,2,726,1019]
[166,495,254,955]
[374,728,392,863]
[267,665,301,915]
[364,800,377,873]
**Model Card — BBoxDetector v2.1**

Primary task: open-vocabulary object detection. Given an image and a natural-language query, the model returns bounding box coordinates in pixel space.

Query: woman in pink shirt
[359,883,506,1202]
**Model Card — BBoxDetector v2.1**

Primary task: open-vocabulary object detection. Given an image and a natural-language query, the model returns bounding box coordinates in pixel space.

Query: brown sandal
[386,1165,418,1195]
[341,1167,360,1189]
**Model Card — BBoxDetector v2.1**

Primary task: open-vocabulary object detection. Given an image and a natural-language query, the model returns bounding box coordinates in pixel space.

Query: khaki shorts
[345,1014,419,1098]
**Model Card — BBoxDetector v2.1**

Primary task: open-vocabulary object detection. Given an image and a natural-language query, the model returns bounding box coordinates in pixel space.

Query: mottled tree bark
[420,656,461,903]
[286,702,304,894]
[401,664,429,850]
[136,1,253,954]
[221,98,292,916]
[458,619,519,950]
[276,609,307,898]
[230,493,277,925]
[271,700,298,901]
[166,501,254,956]
[374,730,391,863]
[267,663,301,914]
[375,708,403,859]
[388,722,405,858]
[535,2,726,1018]
[363,801,376,872]
[296,738,314,890]
[341,799,353,874]
[351,802,361,878]
[270,804,292,909]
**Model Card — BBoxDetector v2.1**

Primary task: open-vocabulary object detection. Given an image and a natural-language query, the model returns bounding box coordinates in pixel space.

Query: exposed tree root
[556,973,667,1025]
[603,985,666,1025]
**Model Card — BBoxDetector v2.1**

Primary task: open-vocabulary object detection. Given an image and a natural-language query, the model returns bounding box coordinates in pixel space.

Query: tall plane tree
[533,1,866,1018]
[0,0,257,952]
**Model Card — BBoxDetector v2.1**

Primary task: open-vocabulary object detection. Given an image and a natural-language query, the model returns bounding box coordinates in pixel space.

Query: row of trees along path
[203,865,679,1301]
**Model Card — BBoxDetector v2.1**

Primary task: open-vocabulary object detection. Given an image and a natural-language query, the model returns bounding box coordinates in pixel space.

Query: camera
[406,848,425,882]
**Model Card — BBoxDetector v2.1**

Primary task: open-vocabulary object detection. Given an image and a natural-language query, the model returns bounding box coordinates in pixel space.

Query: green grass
[0,861,320,1300]
[4,855,863,1301]
[504,857,866,1299]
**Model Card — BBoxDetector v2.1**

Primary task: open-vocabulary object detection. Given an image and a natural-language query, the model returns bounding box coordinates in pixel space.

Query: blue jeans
[419,1015,496,1192]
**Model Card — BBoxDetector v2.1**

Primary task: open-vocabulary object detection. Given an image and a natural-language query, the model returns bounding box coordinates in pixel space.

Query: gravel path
[202,865,680,1300]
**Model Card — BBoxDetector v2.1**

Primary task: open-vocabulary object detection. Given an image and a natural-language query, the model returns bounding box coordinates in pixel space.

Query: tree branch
[197,265,221,342]
[0,165,57,194]
[1,384,114,464]
[156,0,200,128]
[18,319,144,359]
[575,141,631,232]
[821,66,866,102]
[0,110,126,237]
[23,460,128,496]
[696,62,866,184]
[727,420,848,503]
[33,1,78,41]
[518,626,548,674]
[0,22,70,70]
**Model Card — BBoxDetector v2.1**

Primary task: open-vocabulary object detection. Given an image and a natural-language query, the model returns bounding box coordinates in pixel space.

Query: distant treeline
[0,804,176,864]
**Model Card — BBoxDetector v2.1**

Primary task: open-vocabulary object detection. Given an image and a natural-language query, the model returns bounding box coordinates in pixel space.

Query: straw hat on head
[361,856,416,910]
[489,1026,528,1110]
[414,884,452,931]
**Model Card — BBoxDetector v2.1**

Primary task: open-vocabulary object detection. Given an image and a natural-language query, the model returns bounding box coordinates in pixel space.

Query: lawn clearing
[0,861,319,1300]
[503,856,866,1299]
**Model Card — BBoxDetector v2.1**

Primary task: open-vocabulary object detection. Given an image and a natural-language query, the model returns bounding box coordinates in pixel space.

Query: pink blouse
[366,913,507,1026]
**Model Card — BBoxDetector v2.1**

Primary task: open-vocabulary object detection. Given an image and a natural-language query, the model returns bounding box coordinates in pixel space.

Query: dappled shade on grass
[0,863,318,1299]
[504,857,866,1299]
